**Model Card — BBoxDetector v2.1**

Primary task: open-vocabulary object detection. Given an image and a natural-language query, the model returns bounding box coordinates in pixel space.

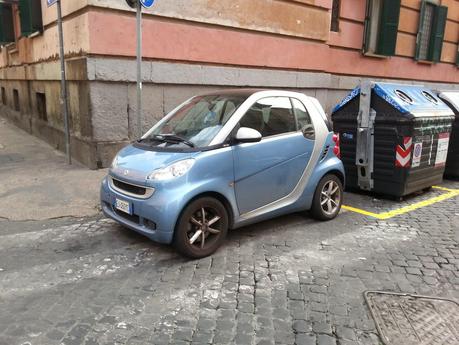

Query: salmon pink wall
[340,0,366,21]
[1,0,458,83]
[87,0,331,42]
[88,11,458,84]
[328,21,364,50]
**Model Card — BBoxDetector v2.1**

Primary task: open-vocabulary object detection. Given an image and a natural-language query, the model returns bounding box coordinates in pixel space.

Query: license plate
[115,198,131,215]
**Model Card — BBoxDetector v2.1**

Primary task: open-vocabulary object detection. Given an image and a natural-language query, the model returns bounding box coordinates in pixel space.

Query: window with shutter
[0,4,15,45]
[19,0,43,37]
[429,6,447,62]
[330,0,340,32]
[416,2,434,61]
[376,0,401,56]
[415,1,448,63]
[362,0,401,57]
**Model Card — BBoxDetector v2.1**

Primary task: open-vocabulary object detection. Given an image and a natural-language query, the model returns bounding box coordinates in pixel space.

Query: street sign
[47,0,57,7]
[125,0,155,9]
[140,0,155,8]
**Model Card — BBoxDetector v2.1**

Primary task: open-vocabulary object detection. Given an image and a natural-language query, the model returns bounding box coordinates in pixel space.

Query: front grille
[114,208,140,224]
[113,178,147,196]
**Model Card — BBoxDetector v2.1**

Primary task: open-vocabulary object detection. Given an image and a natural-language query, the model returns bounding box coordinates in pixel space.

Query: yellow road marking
[431,185,456,192]
[341,205,383,218]
[342,186,459,220]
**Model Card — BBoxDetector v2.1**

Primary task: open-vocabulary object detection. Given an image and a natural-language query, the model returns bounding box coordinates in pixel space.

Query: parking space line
[341,205,383,219]
[342,186,459,220]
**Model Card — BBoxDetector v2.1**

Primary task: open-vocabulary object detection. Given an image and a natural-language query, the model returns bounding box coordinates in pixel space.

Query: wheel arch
[324,169,345,186]
[310,168,344,221]
[176,191,235,231]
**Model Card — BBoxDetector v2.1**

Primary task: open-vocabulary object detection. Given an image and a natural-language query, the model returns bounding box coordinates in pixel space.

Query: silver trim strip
[211,90,308,145]
[236,93,330,220]
[108,176,155,199]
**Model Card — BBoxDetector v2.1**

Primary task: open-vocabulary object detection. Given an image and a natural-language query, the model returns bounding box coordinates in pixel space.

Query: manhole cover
[365,291,459,345]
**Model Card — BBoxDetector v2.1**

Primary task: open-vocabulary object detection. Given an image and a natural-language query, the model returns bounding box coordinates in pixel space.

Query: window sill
[3,42,16,49]
[2,43,18,54]
[28,31,42,38]
[7,46,18,54]
[415,59,435,65]
[362,52,390,59]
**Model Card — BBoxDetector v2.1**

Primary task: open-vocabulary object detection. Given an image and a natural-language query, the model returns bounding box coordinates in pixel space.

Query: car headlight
[147,159,195,181]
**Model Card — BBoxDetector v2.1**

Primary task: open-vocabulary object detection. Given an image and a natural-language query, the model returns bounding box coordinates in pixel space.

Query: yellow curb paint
[341,205,384,219]
[431,185,457,192]
[342,186,459,220]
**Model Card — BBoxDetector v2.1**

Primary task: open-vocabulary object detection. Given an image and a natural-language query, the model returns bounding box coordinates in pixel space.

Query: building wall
[0,0,458,168]
[2,1,457,79]
[81,0,458,81]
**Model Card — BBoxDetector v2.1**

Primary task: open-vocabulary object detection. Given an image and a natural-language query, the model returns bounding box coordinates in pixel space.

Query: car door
[232,96,316,214]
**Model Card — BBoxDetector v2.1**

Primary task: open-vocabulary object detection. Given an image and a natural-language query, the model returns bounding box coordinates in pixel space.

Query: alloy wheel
[187,207,222,250]
[320,180,341,216]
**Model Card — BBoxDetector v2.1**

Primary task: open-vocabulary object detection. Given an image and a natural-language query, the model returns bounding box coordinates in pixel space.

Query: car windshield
[145,94,247,148]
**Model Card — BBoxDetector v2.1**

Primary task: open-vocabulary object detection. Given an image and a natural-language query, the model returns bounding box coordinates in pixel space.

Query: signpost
[125,0,155,138]
[136,1,142,138]
[49,0,71,164]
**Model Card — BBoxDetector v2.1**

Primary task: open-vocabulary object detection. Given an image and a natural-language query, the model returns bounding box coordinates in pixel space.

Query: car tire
[173,197,229,259]
[311,174,343,221]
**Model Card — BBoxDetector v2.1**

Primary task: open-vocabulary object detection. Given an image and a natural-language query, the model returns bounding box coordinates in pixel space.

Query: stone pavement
[0,117,106,221]
[0,181,458,345]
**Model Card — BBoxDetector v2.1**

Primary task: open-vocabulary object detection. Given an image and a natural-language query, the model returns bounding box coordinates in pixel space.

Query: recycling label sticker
[435,133,450,167]
[412,142,423,168]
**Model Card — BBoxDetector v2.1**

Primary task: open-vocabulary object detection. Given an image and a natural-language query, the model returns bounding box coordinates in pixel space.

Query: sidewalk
[0,117,107,221]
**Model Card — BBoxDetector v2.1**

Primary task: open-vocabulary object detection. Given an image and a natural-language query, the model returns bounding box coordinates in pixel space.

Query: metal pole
[136,0,143,138]
[56,0,71,164]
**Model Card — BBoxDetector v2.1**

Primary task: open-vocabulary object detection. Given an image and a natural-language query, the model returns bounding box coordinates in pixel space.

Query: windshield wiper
[162,134,195,147]
[144,134,195,148]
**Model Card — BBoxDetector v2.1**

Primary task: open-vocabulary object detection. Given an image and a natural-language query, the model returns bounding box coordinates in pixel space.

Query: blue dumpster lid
[333,82,454,117]
[439,91,459,114]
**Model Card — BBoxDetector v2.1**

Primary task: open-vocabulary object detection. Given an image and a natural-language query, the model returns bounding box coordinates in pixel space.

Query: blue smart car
[101,90,344,258]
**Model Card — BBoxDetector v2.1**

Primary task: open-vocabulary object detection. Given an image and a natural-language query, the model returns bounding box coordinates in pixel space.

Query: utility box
[438,91,459,178]
[0,4,15,45]
[332,82,455,198]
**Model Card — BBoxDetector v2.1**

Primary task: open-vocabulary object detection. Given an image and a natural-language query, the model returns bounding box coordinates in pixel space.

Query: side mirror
[235,127,262,143]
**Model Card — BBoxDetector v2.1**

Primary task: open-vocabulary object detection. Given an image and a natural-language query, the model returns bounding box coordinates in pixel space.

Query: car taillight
[332,133,341,159]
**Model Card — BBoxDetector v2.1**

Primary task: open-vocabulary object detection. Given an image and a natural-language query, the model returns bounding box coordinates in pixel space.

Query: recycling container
[331,82,455,198]
[438,91,459,178]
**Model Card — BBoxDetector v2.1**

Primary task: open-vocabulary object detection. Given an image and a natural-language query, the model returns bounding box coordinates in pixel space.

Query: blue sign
[47,0,57,6]
[140,0,155,8]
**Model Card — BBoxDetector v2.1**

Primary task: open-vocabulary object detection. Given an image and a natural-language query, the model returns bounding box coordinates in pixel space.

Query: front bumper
[100,177,177,244]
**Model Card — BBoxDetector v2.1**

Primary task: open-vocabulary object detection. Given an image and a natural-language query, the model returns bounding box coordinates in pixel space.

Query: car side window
[291,98,315,140]
[239,97,296,138]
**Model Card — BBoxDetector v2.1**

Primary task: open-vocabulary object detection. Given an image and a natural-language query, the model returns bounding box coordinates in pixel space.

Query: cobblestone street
[0,181,458,345]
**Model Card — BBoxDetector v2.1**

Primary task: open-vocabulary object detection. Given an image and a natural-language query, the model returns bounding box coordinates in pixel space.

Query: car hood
[110,144,194,185]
